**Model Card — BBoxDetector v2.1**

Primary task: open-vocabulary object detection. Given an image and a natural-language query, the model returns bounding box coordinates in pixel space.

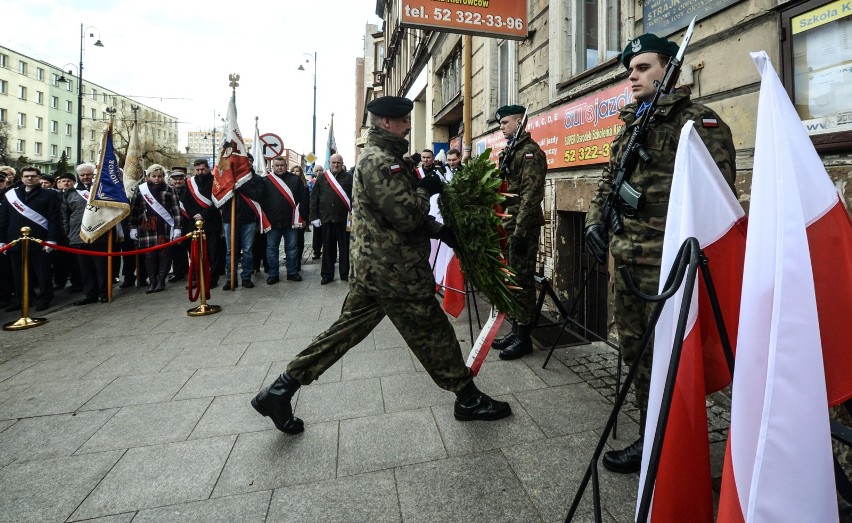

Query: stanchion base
[3,317,48,331]
[187,304,221,317]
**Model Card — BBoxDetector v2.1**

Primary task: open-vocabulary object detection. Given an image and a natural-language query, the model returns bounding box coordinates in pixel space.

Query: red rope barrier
[31,235,190,257]
[186,234,211,302]
[0,239,20,255]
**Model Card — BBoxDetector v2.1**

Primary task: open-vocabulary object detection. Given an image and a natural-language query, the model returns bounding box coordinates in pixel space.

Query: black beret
[495,105,525,120]
[367,96,414,118]
[619,33,679,69]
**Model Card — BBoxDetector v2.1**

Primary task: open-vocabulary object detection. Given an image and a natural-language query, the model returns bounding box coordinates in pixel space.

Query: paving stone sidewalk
[1,244,734,522]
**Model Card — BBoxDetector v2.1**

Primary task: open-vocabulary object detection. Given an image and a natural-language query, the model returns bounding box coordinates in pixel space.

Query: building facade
[0,45,178,171]
[371,0,852,336]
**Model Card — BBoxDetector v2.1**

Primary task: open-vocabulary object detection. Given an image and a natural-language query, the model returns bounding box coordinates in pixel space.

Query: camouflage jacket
[586,87,736,267]
[499,132,547,239]
[350,126,443,300]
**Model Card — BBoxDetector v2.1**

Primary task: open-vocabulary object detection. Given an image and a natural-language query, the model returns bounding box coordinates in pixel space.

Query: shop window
[780,0,852,151]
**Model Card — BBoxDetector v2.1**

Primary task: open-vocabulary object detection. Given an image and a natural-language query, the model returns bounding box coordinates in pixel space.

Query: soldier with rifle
[490,105,548,360]
[584,30,737,473]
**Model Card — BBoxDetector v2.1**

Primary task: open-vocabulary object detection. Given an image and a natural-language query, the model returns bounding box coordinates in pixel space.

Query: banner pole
[3,227,48,331]
[107,230,114,302]
[229,194,236,290]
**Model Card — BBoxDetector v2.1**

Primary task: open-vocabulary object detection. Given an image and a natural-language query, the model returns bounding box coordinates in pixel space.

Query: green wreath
[439,149,522,318]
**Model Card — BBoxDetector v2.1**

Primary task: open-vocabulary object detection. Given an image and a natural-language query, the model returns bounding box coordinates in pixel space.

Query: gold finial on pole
[4,227,48,331]
[229,73,240,91]
[187,220,221,317]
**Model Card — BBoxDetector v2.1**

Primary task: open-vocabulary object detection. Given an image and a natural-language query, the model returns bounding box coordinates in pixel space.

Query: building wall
[0,45,178,169]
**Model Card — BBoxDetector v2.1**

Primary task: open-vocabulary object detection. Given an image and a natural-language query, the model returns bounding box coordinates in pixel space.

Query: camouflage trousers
[613,263,659,410]
[286,290,474,393]
[506,227,540,325]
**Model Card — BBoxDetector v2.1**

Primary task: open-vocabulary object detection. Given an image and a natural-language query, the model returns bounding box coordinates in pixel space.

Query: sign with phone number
[399,0,528,40]
[474,82,634,169]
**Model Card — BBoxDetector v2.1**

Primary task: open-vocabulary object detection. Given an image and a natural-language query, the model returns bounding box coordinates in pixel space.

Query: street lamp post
[75,24,103,165]
[298,52,317,156]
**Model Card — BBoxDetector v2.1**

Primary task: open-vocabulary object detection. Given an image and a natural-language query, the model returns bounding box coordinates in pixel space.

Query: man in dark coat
[0,166,61,311]
[181,159,224,288]
[310,154,352,284]
[260,156,309,284]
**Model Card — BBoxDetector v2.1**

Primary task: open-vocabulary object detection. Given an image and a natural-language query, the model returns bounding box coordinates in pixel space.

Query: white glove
[171,228,181,241]
[129,228,138,241]
[0,242,6,254]
[43,241,55,253]
[311,219,321,228]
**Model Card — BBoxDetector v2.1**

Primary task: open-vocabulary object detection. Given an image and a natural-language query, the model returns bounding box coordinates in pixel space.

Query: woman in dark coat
[129,164,182,293]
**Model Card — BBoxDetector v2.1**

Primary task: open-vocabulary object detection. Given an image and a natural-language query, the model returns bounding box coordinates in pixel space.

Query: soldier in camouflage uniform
[584,34,736,473]
[489,105,548,360]
[251,96,512,434]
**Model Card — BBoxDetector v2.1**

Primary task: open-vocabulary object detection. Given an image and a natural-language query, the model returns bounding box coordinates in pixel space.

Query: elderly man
[53,171,82,292]
[310,155,352,284]
[0,166,61,312]
[62,163,111,305]
[251,96,510,435]
[309,165,324,261]
[260,156,309,284]
[167,168,190,282]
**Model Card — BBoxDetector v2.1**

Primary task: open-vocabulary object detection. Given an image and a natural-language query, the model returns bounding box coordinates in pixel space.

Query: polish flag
[717,51,849,523]
[637,120,746,522]
[429,167,465,317]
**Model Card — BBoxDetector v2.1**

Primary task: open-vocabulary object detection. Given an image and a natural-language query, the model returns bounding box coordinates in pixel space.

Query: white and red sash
[5,189,49,230]
[187,176,213,209]
[138,183,175,228]
[238,193,271,233]
[324,171,351,211]
[268,174,304,227]
[75,187,91,203]
[178,200,190,220]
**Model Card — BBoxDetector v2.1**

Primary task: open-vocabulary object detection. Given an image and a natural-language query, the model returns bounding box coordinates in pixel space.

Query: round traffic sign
[259,133,284,160]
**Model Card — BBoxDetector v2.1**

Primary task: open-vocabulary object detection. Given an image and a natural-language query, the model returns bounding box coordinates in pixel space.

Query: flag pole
[229,193,236,291]
[106,230,114,302]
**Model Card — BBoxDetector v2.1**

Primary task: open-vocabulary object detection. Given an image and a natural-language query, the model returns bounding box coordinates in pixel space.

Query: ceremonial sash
[239,193,272,233]
[268,174,304,227]
[5,190,49,230]
[138,183,175,228]
[324,171,351,211]
[76,188,91,202]
[178,200,190,220]
[187,176,213,209]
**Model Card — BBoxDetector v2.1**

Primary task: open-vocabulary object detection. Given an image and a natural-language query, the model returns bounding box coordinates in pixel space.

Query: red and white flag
[212,92,253,207]
[637,120,746,522]
[717,51,849,523]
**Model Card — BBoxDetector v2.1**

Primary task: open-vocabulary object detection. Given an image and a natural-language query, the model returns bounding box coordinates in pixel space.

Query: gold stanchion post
[3,227,48,331]
[187,220,221,317]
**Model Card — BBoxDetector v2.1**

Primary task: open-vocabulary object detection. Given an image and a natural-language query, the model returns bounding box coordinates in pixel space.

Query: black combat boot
[602,409,646,473]
[499,323,533,360]
[454,381,512,421]
[490,320,518,351]
[251,373,305,434]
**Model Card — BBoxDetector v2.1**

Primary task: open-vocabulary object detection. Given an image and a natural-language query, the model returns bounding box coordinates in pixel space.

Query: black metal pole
[76,23,84,165]
[312,52,317,155]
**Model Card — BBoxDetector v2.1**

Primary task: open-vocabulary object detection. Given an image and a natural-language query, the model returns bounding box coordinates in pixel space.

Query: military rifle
[599,17,696,242]
[499,109,529,180]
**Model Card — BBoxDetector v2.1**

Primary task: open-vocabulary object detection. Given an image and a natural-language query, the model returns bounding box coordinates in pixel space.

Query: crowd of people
[0,153,364,312]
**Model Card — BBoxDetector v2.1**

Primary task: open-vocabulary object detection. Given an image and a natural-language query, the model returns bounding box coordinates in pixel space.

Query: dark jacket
[260,172,309,228]
[1,184,61,250]
[310,169,353,224]
[220,174,265,226]
[180,173,222,232]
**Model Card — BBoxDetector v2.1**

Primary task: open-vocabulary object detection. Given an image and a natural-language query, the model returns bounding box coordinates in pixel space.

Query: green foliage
[55,151,71,175]
[439,149,522,318]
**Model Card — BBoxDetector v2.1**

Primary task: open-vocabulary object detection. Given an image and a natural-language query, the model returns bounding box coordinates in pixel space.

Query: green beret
[495,105,525,120]
[619,33,679,69]
[367,96,414,118]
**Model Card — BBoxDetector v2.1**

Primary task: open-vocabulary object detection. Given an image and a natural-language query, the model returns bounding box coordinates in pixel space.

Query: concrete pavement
[0,247,659,522]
